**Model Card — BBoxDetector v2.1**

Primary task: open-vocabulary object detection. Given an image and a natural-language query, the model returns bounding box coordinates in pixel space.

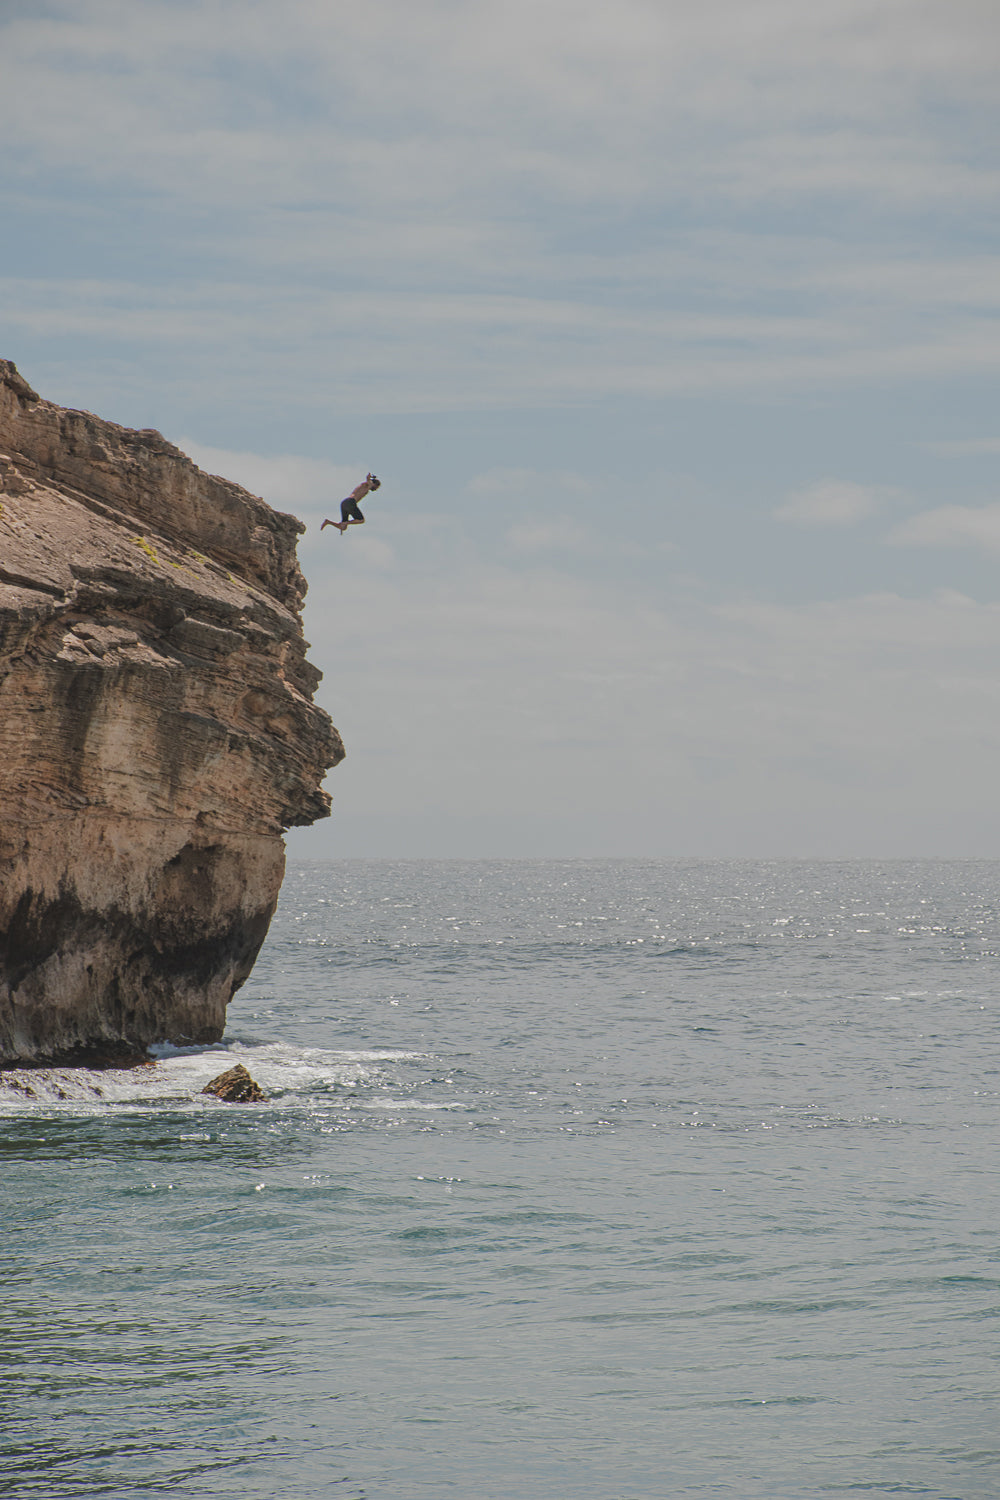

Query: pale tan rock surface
[0,359,343,1064]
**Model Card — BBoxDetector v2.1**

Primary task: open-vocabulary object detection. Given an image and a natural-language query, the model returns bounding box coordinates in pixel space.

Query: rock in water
[0,360,344,1064]
[201,1063,267,1103]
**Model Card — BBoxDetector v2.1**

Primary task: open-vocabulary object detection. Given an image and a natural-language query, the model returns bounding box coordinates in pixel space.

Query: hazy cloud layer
[290,527,1000,855]
[3,1,1000,414]
[4,1,1000,853]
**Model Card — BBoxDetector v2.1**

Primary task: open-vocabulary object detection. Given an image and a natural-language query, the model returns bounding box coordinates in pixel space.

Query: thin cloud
[3,0,1000,418]
[468,467,596,500]
[3,0,999,220]
[888,503,1000,554]
[506,518,600,556]
[10,270,1000,418]
[923,438,1000,456]
[178,439,361,515]
[774,480,901,526]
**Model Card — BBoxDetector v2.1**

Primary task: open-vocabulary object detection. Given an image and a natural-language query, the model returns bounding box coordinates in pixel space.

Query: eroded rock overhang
[0,359,344,1064]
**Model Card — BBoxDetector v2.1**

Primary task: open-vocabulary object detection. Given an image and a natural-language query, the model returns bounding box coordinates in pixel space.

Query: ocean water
[2,858,999,1500]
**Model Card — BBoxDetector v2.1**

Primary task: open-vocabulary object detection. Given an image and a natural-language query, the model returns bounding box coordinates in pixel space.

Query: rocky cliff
[0,360,343,1064]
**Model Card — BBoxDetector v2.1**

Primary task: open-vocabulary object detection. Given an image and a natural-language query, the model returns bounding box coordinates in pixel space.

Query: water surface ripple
[3,859,999,1498]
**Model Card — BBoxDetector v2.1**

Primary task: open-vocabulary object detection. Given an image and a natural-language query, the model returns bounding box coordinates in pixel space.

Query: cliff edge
[0,360,344,1064]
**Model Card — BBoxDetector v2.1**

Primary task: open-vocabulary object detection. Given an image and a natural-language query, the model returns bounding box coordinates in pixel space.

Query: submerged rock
[201,1063,267,1103]
[2,1075,38,1098]
[0,359,344,1064]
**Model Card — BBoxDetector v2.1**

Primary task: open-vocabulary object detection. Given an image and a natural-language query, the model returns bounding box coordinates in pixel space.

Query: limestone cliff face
[0,360,343,1063]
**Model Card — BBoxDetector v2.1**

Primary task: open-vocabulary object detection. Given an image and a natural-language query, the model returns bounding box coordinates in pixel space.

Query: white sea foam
[0,1037,428,1115]
[359,1097,466,1111]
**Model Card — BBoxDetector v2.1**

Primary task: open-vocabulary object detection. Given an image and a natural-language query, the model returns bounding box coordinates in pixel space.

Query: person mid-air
[321,474,381,534]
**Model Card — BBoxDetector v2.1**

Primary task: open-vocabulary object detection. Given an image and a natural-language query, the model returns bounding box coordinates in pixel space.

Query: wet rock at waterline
[201,1063,268,1103]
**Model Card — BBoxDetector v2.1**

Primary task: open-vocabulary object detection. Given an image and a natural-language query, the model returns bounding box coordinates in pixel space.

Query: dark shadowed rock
[201,1063,267,1102]
[0,359,344,1064]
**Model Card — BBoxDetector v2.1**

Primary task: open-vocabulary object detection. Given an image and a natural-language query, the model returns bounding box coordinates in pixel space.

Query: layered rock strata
[0,360,343,1063]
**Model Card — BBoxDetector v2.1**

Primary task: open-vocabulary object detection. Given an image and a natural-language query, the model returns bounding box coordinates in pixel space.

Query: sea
[2,858,999,1500]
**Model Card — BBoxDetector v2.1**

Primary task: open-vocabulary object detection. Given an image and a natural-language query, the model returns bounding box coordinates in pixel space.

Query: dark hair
[369,476,381,490]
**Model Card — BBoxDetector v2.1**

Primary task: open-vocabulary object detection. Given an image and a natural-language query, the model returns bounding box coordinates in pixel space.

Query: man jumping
[321,474,381,534]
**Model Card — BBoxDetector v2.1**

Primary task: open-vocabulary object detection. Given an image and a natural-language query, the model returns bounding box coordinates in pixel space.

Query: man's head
[368,474,381,490]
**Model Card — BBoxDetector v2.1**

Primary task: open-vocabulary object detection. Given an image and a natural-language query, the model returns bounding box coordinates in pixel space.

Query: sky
[3,0,1000,857]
